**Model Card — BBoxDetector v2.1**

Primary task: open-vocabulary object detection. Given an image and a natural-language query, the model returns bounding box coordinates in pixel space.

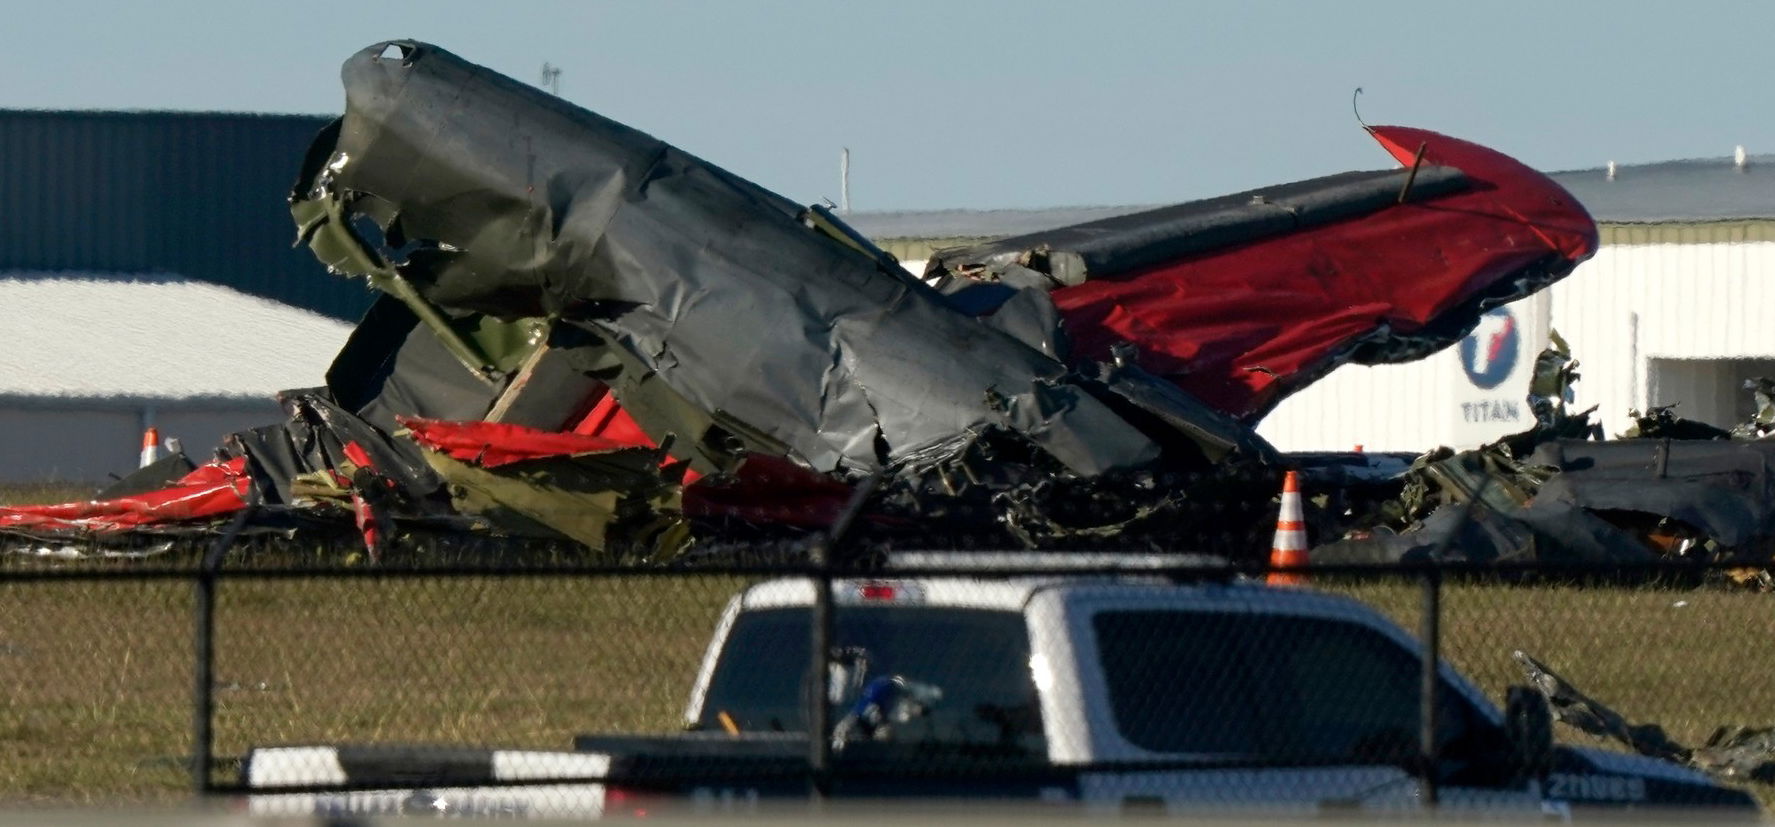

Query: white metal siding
[1260,240,1775,451]
[1256,357,1454,452]
[0,408,140,483]
[1259,292,1550,453]
[1547,241,1775,436]
[0,400,281,483]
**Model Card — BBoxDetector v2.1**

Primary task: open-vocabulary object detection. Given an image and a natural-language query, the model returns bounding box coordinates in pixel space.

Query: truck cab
[667,574,1752,815]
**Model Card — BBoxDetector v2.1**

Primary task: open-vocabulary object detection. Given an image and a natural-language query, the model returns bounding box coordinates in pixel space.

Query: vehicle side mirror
[1504,685,1553,781]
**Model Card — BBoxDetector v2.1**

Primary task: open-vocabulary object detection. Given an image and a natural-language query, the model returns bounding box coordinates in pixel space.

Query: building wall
[1256,293,1551,452]
[0,110,369,321]
[1547,239,1775,436]
[0,399,283,483]
[1257,237,1775,451]
[1645,358,1775,426]
[1256,355,1455,453]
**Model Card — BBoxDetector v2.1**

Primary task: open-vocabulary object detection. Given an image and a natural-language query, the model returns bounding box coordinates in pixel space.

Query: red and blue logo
[1458,308,1519,390]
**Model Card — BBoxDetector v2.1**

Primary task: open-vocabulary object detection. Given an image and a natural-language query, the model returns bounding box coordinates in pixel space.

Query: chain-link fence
[2,543,1771,818]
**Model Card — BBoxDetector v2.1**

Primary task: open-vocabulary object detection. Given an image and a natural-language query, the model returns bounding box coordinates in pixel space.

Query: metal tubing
[1397,142,1428,203]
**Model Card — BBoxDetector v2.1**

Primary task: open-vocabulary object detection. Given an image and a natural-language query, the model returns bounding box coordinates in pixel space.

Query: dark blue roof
[0,109,371,321]
[1548,154,1775,223]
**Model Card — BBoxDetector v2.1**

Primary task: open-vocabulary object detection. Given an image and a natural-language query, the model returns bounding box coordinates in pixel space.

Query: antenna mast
[840,148,851,214]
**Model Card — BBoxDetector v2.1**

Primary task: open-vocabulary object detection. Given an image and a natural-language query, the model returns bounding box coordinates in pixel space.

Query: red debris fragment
[0,457,251,533]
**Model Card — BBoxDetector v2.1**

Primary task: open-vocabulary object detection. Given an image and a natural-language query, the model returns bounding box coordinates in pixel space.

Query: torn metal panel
[1496,328,1606,453]
[1526,439,1775,550]
[1516,650,1775,782]
[400,416,663,469]
[402,415,688,557]
[1309,335,1775,566]
[420,450,688,561]
[1692,727,1775,782]
[1513,651,1687,762]
[224,391,444,509]
[0,457,250,534]
[681,453,853,527]
[480,339,606,432]
[96,451,198,500]
[290,41,1157,478]
[1526,331,1578,419]
[934,128,1597,423]
[1090,361,1277,466]
[1288,450,1414,486]
[1311,497,1653,565]
[1730,377,1775,440]
[1622,405,1734,441]
[1315,434,1718,565]
[548,323,764,477]
[967,285,1071,362]
[326,295,507,435]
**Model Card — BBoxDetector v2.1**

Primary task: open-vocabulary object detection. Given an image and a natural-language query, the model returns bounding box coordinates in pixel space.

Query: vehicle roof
[706,576,1503,732]
[738,576,1385,616]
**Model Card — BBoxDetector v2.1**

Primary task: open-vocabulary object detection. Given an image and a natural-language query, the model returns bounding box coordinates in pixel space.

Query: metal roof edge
[0,108,334,122]
[0,393,282,410]
[1598,220,1775,245]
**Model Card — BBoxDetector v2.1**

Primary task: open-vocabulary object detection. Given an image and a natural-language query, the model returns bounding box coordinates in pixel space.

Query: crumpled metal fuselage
[290,41,1157,479]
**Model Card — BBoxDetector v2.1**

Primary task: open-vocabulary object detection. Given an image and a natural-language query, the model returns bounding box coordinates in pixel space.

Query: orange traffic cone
[1267,470,1308,586]
[139,427,162,468]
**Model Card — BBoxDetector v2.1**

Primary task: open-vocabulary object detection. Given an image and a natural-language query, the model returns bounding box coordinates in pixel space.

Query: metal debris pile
[1314,336,1775,580]
[0,40,1627,564]
[1516,651,1775,782]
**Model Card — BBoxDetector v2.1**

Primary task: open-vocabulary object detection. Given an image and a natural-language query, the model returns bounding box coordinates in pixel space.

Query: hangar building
[0,274,351,483]
[0,111,357,483]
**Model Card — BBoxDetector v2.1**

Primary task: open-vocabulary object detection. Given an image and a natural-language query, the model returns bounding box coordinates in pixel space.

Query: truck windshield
[1094,610,1479,764]
[698,606,1043,754]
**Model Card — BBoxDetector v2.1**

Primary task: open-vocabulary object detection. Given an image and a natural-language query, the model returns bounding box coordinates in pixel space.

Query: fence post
[193,563,215,797]
[807,544,833,804]
[805,472,878,804]
[193,494,253,799]
[1418,567,1442,809]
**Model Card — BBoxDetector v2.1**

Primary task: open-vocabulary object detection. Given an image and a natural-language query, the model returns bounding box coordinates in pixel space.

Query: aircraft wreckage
[8,38,1704,567]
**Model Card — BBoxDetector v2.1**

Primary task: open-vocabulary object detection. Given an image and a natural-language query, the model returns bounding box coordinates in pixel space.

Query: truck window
[699,607,1044,754]
[1094,611,1476,764]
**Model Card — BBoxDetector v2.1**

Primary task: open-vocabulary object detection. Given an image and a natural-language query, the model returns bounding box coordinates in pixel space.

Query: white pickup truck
[245,567,1755,818]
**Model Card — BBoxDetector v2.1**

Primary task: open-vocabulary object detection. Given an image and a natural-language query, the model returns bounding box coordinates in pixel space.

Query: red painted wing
[1052,125,1598,422]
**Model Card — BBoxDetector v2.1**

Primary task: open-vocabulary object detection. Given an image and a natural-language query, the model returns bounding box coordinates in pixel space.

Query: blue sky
[4,0,1771,210]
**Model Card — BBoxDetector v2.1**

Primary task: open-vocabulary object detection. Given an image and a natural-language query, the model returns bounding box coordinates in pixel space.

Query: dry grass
[0,482,97,507]
[1333,579,1775,808]
[2,482,1769,809]
[0,575,743,805]
[2,573,1768,810]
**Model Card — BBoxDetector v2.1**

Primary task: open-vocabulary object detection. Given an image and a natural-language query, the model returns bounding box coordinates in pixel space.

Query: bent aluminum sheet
[292,41,1155,477]
[931,128,1597,423]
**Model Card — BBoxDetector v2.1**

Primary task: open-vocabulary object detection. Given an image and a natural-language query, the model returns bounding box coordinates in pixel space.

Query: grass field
[2,483,1770,809]
[0,482,94,507]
